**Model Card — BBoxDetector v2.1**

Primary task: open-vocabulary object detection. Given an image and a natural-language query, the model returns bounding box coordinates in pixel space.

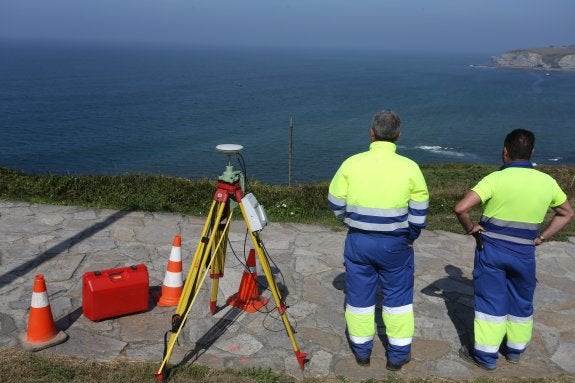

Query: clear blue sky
[1,0,574,53]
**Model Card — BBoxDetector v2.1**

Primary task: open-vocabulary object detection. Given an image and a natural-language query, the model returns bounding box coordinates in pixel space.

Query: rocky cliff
[491,46,575,71]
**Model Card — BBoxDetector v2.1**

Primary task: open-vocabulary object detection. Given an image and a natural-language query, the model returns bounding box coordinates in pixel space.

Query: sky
[1,0,574,53]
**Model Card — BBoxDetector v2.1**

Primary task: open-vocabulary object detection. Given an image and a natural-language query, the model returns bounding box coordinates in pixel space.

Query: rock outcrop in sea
[491,46,575,71]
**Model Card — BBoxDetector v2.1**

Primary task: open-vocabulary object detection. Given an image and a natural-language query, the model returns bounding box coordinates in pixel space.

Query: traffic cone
[226,249,268,313]
[19,274,68,351]
[157,235,184,307]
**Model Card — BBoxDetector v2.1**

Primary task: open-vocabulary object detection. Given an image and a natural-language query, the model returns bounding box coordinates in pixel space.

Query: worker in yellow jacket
[454,129,573,371]
[328,110,429,371]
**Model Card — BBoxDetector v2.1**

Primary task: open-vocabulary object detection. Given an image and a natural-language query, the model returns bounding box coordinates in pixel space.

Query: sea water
[1,40,574,184]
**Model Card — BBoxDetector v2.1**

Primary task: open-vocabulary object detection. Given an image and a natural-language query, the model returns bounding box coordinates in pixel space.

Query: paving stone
[1,201,575,380]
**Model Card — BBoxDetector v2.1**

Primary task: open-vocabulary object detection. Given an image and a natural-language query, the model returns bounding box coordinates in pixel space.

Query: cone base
[19,330,68,352]
[226,294,268,313]
[158,297,180,307]
[152,290,181,307]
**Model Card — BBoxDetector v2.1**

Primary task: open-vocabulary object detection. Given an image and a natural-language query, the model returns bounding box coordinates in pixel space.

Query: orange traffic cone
[19,274,68,351]
[157,235,184,306]
[226,249,268,313]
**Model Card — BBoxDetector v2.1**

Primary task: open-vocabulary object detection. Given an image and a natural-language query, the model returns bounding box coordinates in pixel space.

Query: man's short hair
[504,129,535,160]
[371,110,401,142]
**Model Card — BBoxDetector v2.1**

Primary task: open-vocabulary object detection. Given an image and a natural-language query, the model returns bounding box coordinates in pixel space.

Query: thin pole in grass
[289,115,294,187]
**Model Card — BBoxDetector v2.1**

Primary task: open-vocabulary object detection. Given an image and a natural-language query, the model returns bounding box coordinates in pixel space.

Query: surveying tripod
[154,145,307,381]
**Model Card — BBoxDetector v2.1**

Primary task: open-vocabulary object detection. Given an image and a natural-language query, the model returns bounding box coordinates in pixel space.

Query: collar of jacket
[500,160,533,170]
[370,141,397,152]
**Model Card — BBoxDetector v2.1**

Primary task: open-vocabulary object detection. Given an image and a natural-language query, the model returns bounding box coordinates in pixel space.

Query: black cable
[237,153,249,191]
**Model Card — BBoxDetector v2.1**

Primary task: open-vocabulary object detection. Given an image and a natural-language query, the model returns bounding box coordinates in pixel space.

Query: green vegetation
[1,164,574,240]
[1,348,573,383]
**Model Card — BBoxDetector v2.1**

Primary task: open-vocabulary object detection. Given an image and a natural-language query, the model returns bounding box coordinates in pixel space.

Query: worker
[328,110,429,371]
[454,129,573,371]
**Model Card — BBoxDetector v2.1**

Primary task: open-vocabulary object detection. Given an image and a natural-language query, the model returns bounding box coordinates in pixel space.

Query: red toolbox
[82,264,149,321]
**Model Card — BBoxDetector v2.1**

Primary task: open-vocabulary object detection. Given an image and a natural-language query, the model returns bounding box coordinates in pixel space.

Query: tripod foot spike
[295,350,308,370]
[210,301,217,315]
[153,369,166,382]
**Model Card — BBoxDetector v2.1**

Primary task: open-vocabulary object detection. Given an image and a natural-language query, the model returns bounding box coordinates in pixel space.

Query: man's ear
[502,146,509,161]
[370,128,376,142]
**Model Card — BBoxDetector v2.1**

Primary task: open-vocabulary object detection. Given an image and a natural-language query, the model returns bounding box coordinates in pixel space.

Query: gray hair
[371,110,401,142]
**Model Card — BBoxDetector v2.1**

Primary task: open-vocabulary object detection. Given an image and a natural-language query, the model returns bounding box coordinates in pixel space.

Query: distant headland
[491,45,575,71]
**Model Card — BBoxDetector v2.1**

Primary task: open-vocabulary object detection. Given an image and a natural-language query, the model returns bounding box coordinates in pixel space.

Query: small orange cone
[157,235,184,307]
[19,274,68,351]
[226,249,268,312]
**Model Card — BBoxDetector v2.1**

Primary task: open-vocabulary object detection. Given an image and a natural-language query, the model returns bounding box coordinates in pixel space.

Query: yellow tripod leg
[209,213,230,314]
[238,202,308,370]
[154,200,230,381]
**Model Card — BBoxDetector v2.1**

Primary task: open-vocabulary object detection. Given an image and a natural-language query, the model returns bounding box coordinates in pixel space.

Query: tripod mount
[154,144,307,381]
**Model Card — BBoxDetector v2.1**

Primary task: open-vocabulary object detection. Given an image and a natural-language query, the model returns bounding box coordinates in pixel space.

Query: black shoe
[386,353,411,371]
[500,345,521,364]
[504,353,520,364]
[354,355,370,367]
[458,346,496,372]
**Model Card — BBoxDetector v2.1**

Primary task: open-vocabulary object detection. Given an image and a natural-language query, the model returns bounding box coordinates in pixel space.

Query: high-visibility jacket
[473,162,567,245]
[470,161,567,368]
[327,141,429,364]
[328,141,429,241]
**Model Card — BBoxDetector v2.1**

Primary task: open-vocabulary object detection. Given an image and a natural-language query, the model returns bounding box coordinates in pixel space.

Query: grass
[0,164,574,382]
[0,348,573,383]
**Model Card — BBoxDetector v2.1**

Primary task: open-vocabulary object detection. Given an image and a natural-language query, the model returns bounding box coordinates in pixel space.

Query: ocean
[1,40,574,185]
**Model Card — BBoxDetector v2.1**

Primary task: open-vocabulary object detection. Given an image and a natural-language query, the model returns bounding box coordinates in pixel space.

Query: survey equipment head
[216,144,244,185]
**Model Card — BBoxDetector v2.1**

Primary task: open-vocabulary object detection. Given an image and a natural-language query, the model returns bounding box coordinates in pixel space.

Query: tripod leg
[155,199,230,380]
[238,202,307,370]
[209,212,230,314]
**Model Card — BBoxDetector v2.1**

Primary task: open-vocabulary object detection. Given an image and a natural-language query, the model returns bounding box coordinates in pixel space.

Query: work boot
[354,355,370,367]
[458,346,496,372]
[500,345,521,364]
[386,353,411,371]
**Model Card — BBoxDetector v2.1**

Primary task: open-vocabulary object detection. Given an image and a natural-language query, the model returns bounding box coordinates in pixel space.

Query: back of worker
[454,129,573,371]
[328,110,429,371]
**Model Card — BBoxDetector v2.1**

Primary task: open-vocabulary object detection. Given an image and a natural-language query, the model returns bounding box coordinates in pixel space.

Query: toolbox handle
[108,270,126,281]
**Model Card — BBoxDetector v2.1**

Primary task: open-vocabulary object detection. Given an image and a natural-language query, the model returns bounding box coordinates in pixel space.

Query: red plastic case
[82,264,149,321]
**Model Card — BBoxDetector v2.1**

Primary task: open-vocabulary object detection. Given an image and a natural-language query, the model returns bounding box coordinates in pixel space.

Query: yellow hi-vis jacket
[328,141,429,242]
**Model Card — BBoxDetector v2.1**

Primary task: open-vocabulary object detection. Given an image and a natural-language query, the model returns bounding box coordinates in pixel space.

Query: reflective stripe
[346,307,376,338]
[409,200,429,209]
[347,205,408,217]
[475,343,500,353]
[344,219,408,232]
[349,334,374,344]
[388,336,412,346]
[481,216,540,231]
[506,316,533,345]
[31,292,49,308]
[382,304,413,315]
[163,271,183,287]
[508,314,533,323]
[482,231,534,245]
[475,311,506,323]
[334,210,345,218]
[382,306,414,339]
[475,313,506,348]
[328,193,346,207]
[346,304,375,315]
[408,214,426,224]
[507,341,529,350]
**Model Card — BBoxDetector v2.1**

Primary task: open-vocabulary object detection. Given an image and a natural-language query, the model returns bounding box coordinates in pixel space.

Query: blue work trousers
[344,229,414,364]
[473,236,536,368]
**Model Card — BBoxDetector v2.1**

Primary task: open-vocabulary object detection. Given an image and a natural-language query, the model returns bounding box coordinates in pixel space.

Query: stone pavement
[1,201,574,380]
